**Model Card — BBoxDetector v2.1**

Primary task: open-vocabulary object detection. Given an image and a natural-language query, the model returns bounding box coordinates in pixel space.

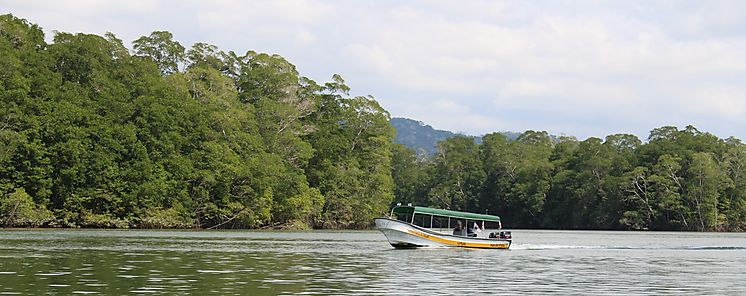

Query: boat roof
[392,206,501,222]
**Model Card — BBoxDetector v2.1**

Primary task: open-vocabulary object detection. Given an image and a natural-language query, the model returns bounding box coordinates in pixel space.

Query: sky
[4,0,746,140]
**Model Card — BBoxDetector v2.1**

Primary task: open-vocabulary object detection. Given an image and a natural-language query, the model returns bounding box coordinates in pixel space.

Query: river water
[0,229,744,295]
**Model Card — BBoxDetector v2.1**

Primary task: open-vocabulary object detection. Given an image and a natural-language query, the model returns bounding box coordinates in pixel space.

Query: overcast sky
[4,0,746,140]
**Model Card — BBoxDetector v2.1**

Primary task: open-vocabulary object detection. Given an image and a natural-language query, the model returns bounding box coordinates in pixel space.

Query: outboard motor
[489,231,511,239]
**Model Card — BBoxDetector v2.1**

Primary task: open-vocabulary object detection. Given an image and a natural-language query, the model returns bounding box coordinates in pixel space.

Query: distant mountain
[390,118,459,155]
[390,117,524,155]
[391,117,522,155]
[501,131,522,141]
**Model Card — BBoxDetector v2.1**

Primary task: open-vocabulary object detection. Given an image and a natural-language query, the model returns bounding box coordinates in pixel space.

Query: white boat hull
[374,218,511,249]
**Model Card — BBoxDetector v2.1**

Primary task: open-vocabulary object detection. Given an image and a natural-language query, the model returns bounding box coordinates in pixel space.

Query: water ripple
[0,229,744,295]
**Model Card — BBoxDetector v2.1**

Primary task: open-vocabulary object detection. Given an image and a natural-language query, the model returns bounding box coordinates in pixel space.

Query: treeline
[2,15,745,232]
[392,128,746,231]
[0,14,394,229]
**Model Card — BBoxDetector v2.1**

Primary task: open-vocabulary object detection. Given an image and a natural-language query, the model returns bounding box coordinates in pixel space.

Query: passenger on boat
[467,222,480,237]
[453,221,464,236]
[466,224,476,237]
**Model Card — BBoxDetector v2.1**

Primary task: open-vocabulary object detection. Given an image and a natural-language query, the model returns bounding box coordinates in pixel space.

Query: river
[0,229,744,295]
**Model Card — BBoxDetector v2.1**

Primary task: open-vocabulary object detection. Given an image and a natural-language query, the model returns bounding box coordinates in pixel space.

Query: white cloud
[393,97,507,135]
[195,0,335,28]
[4,0,746,139]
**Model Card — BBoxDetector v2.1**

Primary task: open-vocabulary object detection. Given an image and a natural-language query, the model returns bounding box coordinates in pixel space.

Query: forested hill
[0,14,394,229]
[391,118,464,155]
[391,117,520,155]
[2,14,745,231]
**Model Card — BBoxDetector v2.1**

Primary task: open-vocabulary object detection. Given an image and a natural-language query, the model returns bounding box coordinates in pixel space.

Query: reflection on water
[0,229,745,295]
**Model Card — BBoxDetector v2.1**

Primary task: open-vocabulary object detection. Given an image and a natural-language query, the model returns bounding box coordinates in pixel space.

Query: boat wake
[512,244,602,250]
[512,244,746,251]
[683,246,746,250]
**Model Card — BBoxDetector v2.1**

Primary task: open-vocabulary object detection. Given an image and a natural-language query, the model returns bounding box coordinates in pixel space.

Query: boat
[374,205,512,249]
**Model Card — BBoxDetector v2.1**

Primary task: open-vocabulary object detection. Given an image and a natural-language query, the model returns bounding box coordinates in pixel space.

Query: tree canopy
[0,14,393,229]
[392,128,746,231]
[1,14,744,231]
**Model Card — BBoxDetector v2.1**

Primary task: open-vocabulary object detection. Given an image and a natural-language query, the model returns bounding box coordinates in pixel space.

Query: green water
[0,229,745,295]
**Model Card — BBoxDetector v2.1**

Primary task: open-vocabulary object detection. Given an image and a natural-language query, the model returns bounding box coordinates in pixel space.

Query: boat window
[449,219,467,229]
[412,214,431,228]
[395,213,412,223]
[431,216,449,229]
[482,221,501,229]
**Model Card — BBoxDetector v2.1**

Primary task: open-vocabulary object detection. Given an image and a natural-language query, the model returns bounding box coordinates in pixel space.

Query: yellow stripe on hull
[406,229,510,249]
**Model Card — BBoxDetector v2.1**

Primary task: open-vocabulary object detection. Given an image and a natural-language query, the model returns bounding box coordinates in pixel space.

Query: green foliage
[2,14,745,231]
[686,152,724,231]
[80,211,129,228]
[394,125,746,232]
[304,83,395,228]
[391,144,428,206]
[428,136,484,211]
[722,138,746,230]
[0,14,394,229]
[140,207,192,229]
[1,188,53,227]
[133,31,185,74]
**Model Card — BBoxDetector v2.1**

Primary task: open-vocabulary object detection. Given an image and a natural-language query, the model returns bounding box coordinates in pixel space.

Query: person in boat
[466,222,477,237]
[471,222,481,237]
[453,221,463,236]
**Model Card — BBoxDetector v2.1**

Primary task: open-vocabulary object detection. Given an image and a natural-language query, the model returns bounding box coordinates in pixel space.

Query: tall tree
[133,31,185,75]
[428,136,484,212]
[391,144,428,206]
[686,152,725,231]
[722,138,746,230]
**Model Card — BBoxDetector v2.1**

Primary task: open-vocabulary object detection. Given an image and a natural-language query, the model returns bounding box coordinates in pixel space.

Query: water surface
[0,229,744,295]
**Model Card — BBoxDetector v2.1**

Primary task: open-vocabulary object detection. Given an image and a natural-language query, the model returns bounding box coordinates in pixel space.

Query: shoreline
[1,227,742,233]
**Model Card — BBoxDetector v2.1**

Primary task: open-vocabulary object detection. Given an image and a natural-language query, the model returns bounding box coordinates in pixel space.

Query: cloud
[392,97,508,135]
[4,0,746,139]
[194,0,336,28]
[334,1,746,138]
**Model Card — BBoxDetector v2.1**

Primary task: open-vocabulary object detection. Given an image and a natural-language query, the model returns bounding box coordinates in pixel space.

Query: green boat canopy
[392,206,501,222]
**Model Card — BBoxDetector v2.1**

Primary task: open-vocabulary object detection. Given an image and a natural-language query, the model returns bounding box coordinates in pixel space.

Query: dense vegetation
[2,15,744,231]
[0,14,393,229]
[392,128,746,231]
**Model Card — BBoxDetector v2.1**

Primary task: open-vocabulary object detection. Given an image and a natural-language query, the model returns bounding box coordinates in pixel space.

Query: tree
[5,13,746,232]
[649,154,687,230]
[186,42,227,71]
[722,138,746,230]
[391,144,428,206]
[133,31,185,75]
[428,136,484,211]
[620,166,654,230]
[543,136,579,228]
[686,152,725,231]
[1,188,53,227]
[303,78,395,228]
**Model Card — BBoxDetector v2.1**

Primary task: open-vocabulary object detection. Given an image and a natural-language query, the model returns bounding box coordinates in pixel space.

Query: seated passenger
[466,226,476,237]
[453,221,464,236]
